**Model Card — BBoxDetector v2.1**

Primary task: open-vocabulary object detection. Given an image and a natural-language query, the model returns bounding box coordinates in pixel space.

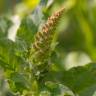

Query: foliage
[0,0,96,96]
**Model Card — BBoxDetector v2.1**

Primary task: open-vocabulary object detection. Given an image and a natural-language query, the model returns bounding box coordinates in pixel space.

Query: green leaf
[10,72,30,92]
[0,59,13,70]
[17,16,38,45]
[0,38,26,71]
[61,63,96,95]
[0,17,12,37]
[42,63,96,95]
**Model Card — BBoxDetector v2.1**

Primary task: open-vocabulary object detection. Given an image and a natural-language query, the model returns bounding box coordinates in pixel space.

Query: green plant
[0,0,96,96]
[27,8,65,79]
[29,7,64,65]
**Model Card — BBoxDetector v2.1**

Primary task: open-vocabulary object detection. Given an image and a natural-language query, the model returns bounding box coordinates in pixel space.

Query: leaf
[0,38,26,71]
[17,16,38,45]
[0,17,12,37]
[30,6,44,26]
[0,38,15,69]
[42,63,96,95]
[0,59,13,70]
[45,82,75,96]
[10,72,30,92]
[61,63,96,95]
[79,84,96,96]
